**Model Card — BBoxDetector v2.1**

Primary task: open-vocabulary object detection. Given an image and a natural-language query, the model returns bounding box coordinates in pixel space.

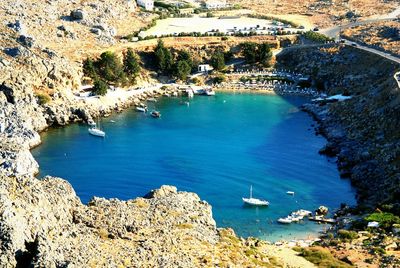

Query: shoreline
[214,86,319,97]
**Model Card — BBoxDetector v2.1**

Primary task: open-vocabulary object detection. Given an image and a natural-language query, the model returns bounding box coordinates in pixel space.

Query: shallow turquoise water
[32,93,355,241]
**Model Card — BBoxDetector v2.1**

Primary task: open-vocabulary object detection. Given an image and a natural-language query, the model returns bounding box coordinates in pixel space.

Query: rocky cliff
[277,44,400,208]
[1,178,315,267]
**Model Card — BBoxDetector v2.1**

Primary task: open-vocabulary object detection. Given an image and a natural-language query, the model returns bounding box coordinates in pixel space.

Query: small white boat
[290,216,301,222]
[147,98,157,102]
[205,90,216,96]
[293,209,312,217]
[242,185,269,206]
[136,106,147,112]
[150,110,161,118]
[88,127,105,137]
[278,217,292,224]
[286,191,295,195]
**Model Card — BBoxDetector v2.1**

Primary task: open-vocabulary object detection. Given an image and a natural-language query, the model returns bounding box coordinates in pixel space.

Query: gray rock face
[7,20,27,35]
[16,35,35,48]
[0,177,220,267]
[284,45,400,207]
[3,47,30,58]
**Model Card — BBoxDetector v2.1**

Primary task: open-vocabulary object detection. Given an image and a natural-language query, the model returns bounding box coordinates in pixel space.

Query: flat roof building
[137,0,154,11]
[205,0,227,9]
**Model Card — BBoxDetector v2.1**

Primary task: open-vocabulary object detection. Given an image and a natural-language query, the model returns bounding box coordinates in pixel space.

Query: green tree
[177,50,193,68]
[123,48,141,80]
[97,51,125,84]
[241,42,258,63]
[83,58,97,79]
[92,79,108,96]
[213,74,226,84]
[154,39,173,74]
[174,60,191,81]
[224,50,233,62]
[257,43,272,67]
[210,51,225,71]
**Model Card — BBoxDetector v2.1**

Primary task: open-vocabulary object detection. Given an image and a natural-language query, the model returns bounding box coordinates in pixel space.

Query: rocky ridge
[0,178,314,267]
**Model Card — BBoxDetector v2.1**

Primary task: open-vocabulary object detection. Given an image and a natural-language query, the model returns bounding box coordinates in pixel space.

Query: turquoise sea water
[32,93,356,241]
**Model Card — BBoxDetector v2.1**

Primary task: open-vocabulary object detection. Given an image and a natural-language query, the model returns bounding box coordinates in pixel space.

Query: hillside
[230,0,399,27]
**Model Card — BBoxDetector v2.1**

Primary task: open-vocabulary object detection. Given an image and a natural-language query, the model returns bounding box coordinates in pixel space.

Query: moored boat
[88,127,105,137]
[278,217,292,224]
[242,185,269,206]
[286,191,295,195]
[136,106,147,112]
[205,90,216,96]
[151,110,161,118]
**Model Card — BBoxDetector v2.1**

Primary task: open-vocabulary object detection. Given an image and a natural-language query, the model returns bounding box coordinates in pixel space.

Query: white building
[198,64,213,72]
[205,0,227,9]
[137,0,154,11]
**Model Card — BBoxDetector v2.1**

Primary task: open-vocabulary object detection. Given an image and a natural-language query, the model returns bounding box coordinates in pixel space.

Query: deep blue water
[32,93,356,241]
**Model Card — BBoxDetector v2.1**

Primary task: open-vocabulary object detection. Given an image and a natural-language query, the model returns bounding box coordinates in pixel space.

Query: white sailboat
[88,127,105,137]
[88,117,105,137]
[136,106,147,112]
[242,185,269,206]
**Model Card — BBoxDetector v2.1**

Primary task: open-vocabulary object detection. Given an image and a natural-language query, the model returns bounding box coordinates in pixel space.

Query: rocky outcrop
[0,178,291,267]
[277,45,400,207]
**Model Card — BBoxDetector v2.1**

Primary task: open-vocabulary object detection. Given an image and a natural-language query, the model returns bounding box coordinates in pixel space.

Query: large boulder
[70,9,85,20]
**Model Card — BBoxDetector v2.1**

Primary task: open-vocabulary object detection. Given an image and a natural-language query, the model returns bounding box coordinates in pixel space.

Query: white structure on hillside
[137,0,154,11]
[205,0,227,9]
[198,64,213,72]
[127,0,137,12]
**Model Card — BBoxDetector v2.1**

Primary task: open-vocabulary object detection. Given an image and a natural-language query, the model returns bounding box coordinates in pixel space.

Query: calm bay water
[32,93,355,241]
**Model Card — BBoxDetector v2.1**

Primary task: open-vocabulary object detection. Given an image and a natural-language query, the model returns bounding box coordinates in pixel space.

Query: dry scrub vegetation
[230,0,398,27]
[342,20,400,56]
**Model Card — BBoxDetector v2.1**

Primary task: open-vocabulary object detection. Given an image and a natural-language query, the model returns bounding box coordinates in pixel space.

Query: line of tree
[154,40,195,81]
[83,48,141,95]
[240,42,273,67]
[303,31,334,43]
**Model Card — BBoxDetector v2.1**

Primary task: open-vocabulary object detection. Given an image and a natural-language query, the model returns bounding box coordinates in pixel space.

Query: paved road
[319,6,400,87]
[342,40,400,64]
[321,6,400,40]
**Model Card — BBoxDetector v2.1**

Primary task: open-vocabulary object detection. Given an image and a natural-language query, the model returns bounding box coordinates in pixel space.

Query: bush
[92,79,108,96]
[247,14,298,28]
[365,212,400,229]
[294,247,352,268]
[337,229,358,241]
[36,93,51,105]
[83,58,97,79]
[213,74,226,84]
[303,31,334,43]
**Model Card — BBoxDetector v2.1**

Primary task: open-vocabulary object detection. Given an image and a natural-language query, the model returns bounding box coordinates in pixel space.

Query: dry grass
[230,0,398,27]
[342,20,400,56]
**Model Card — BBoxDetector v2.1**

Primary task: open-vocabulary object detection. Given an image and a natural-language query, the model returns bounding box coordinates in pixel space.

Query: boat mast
[250,185,252,199]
